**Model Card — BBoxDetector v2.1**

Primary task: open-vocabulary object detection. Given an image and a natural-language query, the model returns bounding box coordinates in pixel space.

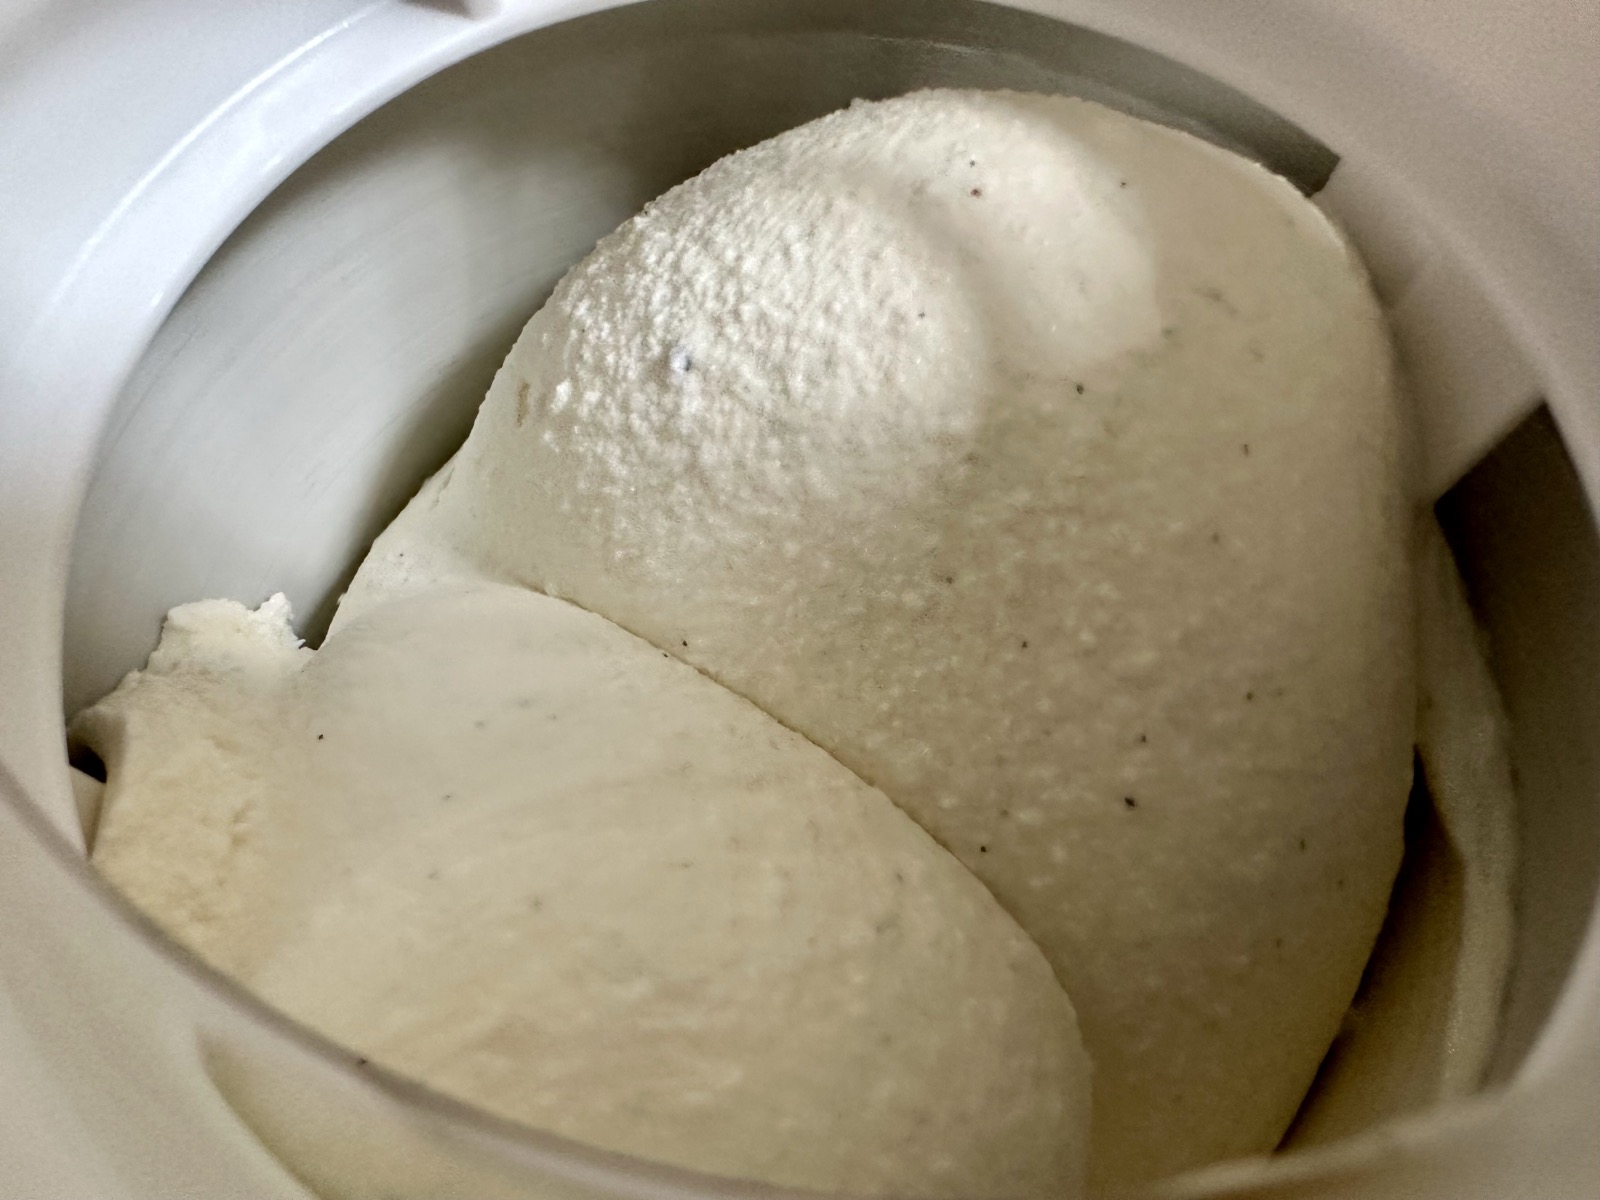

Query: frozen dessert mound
[345,88,1414,1184]
[70,88,1519,1196]
[75,583,1091,1198]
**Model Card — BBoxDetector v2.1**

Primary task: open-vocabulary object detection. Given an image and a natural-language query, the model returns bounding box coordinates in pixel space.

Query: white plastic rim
[0,2,1595,1198]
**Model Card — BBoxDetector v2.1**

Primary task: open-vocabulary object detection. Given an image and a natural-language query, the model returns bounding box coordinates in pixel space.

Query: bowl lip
[2,0,1598,1194]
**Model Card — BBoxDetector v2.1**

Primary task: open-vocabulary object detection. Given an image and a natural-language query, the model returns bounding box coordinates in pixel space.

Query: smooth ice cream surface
[74,88,1453,1193]
[78,584,1090,1197]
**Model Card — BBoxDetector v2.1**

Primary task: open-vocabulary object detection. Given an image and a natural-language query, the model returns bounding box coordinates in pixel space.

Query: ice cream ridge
[73,89,1513,1194]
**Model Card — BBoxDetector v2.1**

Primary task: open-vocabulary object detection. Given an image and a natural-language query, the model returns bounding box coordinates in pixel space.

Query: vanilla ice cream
[71,88,1508,1195]
[76,583,1090,1197]
[343,90,1411,1184]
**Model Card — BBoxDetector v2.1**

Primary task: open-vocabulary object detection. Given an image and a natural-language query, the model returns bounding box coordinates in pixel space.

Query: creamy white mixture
[345,89,1413,1184]
[72,89,1507,1194]
[77,584,1090,1197]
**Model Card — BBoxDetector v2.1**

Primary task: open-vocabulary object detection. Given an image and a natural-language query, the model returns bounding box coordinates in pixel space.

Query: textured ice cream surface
[74,584,1090,1197]
[344,89,1415,1183]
